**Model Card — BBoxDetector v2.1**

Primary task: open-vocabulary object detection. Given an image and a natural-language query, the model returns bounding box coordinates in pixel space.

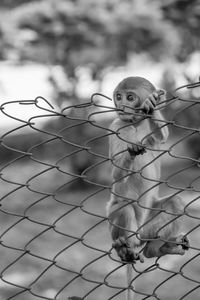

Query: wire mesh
[0,79,200,300]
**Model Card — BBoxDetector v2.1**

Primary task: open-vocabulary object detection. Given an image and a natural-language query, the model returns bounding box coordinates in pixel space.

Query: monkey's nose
[119,106,125,112]
[122,105,127,111]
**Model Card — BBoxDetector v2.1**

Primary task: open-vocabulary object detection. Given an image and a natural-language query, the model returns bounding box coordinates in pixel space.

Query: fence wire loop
[0,79,200,300]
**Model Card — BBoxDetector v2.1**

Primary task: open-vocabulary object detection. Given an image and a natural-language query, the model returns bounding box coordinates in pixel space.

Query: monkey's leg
[142,195,189,258]
[108,201,143,300]
[143,235,189,258]
[107,201,144,263]
[158,234,189,256]
[143,239,166,258]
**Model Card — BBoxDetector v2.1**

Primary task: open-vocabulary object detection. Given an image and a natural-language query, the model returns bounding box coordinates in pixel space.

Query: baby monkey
[107,77,189,298]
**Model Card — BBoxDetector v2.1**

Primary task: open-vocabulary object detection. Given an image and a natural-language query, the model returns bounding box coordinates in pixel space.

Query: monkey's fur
[107,77,189,300]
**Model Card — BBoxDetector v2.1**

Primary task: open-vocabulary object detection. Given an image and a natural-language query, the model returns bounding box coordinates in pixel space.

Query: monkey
[107,77,189,299]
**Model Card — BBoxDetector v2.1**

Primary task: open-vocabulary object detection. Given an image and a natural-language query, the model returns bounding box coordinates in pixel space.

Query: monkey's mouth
[119,111,146,124]
[119,111,134,115]
[119,112,132,118]
[119,111,143,117]
[119,113,139,122]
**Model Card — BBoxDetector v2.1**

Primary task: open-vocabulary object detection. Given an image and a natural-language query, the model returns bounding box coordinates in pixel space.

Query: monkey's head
[113,76,164,123]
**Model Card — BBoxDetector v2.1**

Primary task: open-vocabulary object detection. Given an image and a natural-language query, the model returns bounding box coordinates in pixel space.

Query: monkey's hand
[127,143,146,158]
[142,90,164,115]
[113,237,144,263]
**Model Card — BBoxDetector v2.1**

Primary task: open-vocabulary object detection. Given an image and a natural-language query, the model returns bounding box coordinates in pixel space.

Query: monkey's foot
[127,144,146,158]
[176,234,190,251]
[159,241,185,256]
[160,235,190,256]
[112,237,144,263]
[143,235,190,258]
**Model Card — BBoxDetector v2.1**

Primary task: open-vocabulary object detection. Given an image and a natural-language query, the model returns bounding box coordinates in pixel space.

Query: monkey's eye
[127,94,134,101]
[116,93,122,101]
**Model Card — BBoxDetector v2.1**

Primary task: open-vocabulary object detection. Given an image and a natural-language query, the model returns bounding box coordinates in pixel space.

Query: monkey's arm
[109,118,147,180]
[109,119,133,181]
[141,91,169,145]
[141,195,189,258]
[109,134,132,181]
[147,110,169,144]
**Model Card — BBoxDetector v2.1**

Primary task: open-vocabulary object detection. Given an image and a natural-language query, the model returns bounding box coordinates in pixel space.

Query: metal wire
[0,79,200,300]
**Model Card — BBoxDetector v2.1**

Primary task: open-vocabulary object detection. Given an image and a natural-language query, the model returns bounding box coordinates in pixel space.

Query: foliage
[161,0,200,61]
[1,0,199,77]
[9,0,179,63]
[0,0,198,101]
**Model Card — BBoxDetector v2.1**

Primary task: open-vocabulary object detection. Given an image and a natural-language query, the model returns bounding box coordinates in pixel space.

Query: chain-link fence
[0,79,200,300]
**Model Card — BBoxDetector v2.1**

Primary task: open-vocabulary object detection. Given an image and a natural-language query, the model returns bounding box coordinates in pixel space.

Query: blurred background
[0,0,200,299]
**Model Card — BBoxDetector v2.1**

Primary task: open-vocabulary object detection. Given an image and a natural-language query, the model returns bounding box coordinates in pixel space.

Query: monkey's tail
[127,264,135,300]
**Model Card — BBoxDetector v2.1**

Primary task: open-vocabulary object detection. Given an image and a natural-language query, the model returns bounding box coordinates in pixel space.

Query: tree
[1,0,199,178]
[4,0,180,105]
[161,0,200,61]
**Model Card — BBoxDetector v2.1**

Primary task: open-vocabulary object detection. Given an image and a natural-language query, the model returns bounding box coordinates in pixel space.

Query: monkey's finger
[118,249,127,260]
[126,249,136,262]
[143,100,155,114]
[119,236,128,246]
[134,252,144,262]
[177,235,190,250]
[127,146,136,157]
[154,90,165,104]
[113,237,127,249]
[119,246,133,262]
[146,99,154,109]
[137,144,146,154]
[156,89,165,97]
[138,253,144,263]
[149,94,158,105]
[131,144,146,155]
[127,250,144,263]
[112,239,121,249]
[148,94,160,109]
[182,236,190,250]
[143,102,151,114]
[139,147,146,155]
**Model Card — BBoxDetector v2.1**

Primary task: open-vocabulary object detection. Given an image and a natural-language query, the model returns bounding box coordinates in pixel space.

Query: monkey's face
[114,89,145,123]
